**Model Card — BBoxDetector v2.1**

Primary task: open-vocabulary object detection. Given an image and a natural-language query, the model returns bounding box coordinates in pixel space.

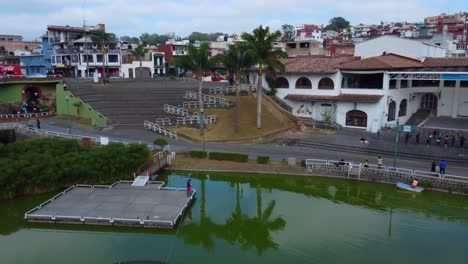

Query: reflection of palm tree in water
[179,178,286,255]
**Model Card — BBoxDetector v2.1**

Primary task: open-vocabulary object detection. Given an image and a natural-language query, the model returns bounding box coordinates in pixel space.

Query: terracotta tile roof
[423,57,468,68]
[282,56,360,74]
[284,94,383,103]
[339,53,424,70]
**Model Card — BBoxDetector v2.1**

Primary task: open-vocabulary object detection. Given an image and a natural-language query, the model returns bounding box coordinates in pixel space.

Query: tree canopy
[187,32,228,42]
[325,17,351,32]
[139,33,171,46]
[281,24,295,40]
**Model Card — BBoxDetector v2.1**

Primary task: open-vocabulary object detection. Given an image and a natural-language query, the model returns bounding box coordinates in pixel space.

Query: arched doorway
[22,85,42,113]
[420,93,438,115]
[399,99,407,117]
[346,110,367,128]
[387,101,396,121]
[295,77,312,89]
[276,77,289,88]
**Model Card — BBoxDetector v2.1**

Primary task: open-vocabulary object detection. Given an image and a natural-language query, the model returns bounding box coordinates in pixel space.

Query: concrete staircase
[65,79,227,127]
[405,109,431,126]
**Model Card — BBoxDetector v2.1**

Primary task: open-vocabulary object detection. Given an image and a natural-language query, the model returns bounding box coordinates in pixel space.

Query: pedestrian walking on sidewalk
[431,160,436,173]
[460,135,465,148]
[36,119,41,129]
[415,132,420,145]
[377,156,383,169]
[405,132,410,144]
[376,129,381,140]
[444,136,449,150]
[439,160,447,176]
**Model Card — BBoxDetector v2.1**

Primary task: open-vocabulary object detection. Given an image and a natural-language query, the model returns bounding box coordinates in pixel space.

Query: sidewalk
[34,118,468,178]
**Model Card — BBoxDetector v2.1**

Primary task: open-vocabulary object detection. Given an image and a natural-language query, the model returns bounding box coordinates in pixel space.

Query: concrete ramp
[132,176,149,187]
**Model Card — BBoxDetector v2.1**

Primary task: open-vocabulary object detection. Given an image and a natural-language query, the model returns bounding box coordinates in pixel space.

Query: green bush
[0,138,150,199]
[300,160,306,167]
[419,180,434,188]
[209,152,248,162]
[153,138,168,148]
[257,156,270,164]
[190,150,208,158]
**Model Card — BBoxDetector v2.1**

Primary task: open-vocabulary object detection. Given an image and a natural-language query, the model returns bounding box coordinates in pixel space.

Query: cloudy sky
[2,0,467,40]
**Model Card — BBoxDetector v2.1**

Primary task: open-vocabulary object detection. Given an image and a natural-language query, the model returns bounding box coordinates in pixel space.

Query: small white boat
[396,182,424,193]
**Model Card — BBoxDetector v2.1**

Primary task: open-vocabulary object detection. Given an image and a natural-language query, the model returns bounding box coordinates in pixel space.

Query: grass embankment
[171,95,295,141]
[54,115,93,126]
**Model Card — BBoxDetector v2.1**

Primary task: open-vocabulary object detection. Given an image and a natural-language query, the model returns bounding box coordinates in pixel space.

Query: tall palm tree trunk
[139,59,143,79]
[199,78,205,150]
[101,47,106,84]
[235,71,241,133]
[257,65,263,129]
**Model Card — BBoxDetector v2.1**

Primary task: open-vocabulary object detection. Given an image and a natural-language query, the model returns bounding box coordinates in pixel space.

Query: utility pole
[393,120,400,168]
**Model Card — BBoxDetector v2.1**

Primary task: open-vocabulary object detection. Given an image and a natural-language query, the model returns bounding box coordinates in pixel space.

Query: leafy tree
[281,24,295,40]
[187,32,209,42]
[139,33,171,45]
[241,25,286,129]
[129,37,140,44]
[214,44,256,132]
[325,17,350,32]
[128,44,149,78]
[91,29,117,84]
[153,138,168,148]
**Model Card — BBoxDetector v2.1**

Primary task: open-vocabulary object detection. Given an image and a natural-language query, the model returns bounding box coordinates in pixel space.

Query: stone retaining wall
[306,164,468,194]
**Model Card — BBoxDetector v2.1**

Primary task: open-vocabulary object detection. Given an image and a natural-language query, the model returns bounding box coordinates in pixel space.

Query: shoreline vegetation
[0,138,150,200]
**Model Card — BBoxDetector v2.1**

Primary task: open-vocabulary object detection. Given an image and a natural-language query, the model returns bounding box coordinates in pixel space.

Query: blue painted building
[19,36,53,76]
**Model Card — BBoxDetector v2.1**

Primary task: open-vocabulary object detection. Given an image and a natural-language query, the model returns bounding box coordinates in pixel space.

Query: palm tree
[128,44,148,79]
[172,43,211,149]
[219,44,256,132]
[91,29,116,84]
[242,25,286,129]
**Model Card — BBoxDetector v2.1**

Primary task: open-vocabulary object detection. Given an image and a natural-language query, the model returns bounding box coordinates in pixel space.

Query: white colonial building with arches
[254,54,468,132]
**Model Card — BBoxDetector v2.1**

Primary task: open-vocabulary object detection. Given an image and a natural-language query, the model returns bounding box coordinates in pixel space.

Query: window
[276,77,289,88]
[387,101,396,121]
[400,80,409,88]
[83,54,93,63]
[389,80,397,89]
[412,80,439,87]
[444,80,456,87]
[341,73,383,89]
[96,55,103,63]
[399,99,407,117]
[346,110,367,127]
[108,54,119,63]
[318,77,334,90]
[295,77,312,89]
[461,81,468,88]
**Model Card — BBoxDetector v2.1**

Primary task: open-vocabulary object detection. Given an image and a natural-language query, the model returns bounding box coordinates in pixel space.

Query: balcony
[55,48,80,54]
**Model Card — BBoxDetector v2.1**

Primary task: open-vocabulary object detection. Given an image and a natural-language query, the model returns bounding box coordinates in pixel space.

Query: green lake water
[1,172,468,264]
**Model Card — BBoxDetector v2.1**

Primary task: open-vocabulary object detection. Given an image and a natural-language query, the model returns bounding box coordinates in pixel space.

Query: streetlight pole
[65,96,72,135]
[201,109,205,151]
[393,119,400,168]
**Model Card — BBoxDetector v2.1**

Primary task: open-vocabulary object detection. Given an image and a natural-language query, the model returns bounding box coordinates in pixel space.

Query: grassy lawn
[171,95,294,141]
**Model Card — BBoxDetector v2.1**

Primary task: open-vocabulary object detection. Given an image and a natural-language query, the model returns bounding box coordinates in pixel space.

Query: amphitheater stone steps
[65,79,227,126]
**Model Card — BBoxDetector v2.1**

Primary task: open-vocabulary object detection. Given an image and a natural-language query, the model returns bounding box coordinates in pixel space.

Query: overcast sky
[2,0,467,40]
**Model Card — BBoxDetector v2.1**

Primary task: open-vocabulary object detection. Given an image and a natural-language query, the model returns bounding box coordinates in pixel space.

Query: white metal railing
[209,86,236,95]
[182,101,218,109]
[155,117,172,126]
[0,112,54,119]
[184,90,230,107]
[305,159,468,180]
[163,104,189,116]
[176,115,216,126]
[144,120,178,139]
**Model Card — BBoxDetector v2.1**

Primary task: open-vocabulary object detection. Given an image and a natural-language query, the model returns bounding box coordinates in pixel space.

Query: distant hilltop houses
[0,11,466,79]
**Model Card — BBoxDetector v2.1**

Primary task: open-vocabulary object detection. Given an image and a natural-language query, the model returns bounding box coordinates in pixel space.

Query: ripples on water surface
[1,172,467,264]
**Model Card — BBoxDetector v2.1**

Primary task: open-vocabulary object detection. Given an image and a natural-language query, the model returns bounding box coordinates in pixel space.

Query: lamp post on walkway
[65,96,72,135]
[200,109,205,151]
[393,119,400,168]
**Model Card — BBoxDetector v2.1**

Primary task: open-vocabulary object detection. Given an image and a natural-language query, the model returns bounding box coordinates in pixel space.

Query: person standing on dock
[187,179,192,195]
[439,160,447,177]
[377,156,383,169]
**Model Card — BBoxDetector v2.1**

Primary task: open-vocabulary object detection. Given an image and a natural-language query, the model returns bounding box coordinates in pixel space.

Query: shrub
[190,150,208,158]
[209,152,248,162]
[300,160,306,167]
[419,180,434,188]
[257,156,270,164]
[153,138,168,148]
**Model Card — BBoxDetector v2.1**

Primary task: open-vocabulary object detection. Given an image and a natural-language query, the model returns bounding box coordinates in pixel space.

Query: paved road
[34,118,468,177]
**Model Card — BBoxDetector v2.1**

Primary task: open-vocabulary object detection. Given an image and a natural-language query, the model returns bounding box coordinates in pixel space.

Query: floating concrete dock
[24,181,196,228]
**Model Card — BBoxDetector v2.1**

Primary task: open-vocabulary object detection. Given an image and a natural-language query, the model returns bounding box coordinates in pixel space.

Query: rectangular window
[83,55,93,63]
[389,80,397,89]
[444,80,456,87]
[96,54,103,63]
[108,54,118,63]
[412,80,439,87]
[400,80,409,88]
[461,81,468,88]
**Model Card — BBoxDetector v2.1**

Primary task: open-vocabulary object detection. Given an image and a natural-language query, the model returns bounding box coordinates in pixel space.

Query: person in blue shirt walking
[439,160,447,176]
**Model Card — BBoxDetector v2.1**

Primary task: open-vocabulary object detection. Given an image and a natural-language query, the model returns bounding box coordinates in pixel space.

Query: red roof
[282,56,360,74]
[423,57,468,68]
[339,53,423,70]
[157,44,174,60]
[285,94,383,103]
